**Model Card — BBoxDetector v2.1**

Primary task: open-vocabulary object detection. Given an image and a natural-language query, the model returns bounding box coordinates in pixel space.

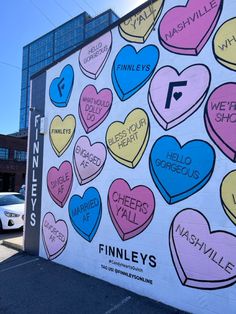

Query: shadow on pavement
[0,252,186,314]
[0,228,23,241]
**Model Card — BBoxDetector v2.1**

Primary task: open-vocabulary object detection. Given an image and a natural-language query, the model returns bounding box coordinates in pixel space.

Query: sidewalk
[2,235,23,251]
[0,229,23,251]
[0,245,185,314]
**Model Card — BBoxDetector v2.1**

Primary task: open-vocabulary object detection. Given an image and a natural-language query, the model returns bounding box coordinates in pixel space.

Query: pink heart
[170,209,236,289]
[108,179,155,241]
[42,212,68,260]
[205,83,236,162]
[149,64,211,130]
[47,161,73,208]
[73,136,107,185]
[159,0,223,55]
[79,85,113,133]
[79,31,112,79]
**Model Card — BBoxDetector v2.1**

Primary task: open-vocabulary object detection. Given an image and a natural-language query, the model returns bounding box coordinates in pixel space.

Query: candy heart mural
[73,136,107,185]
[42,212,68,260]
[159,0,223,55]
[119,0,164,43]
[49,64,74,107]
[79,31,112,79]
[221,170,236,225]
[148,64,211,130]
[108,179,155,241]
[112,45,159,101]
[169,209,236,289]
[49,115,76,157]
[79,85,113,133]
[28,0,236,311]
[68,188,102,242]
[106,108,150,168]
[47,161,73,207]
[213,18,236,71]
[149,136,215,204]
[205,83,236,162]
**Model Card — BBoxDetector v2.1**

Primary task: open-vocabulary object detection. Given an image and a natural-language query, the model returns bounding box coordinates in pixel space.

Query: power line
[70,0,87,13]
[0,61,21,70]
[29,0,56,27]
[81,0,97,15]
[54,0,73,18]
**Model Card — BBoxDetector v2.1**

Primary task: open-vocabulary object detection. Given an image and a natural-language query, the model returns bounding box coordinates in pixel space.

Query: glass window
[14,150,27,162]
[20,108,26,130]
[0,148,9,160]
[28,57,53,79]
[55,15,84,40]
[111,12,119,23]
[21,69,28,89]
[20,88,28,110]
[29,33,54,66]
[22,46,29,69]
[54,49,71,61]
[25,108,29,128]
[0,193,24,206]
[85,14,109,39]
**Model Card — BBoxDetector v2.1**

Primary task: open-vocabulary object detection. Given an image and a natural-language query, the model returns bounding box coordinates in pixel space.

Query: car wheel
[0,220,3,233]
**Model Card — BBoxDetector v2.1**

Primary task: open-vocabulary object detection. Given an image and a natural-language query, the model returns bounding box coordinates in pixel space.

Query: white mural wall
[38,0,236,312]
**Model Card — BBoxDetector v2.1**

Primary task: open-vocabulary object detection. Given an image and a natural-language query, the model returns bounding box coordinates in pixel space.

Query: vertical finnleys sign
[30,114,41,227]
[24,73,46,255]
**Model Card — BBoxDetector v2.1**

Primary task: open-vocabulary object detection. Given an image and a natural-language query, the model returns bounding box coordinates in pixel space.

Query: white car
[0,192,25,231]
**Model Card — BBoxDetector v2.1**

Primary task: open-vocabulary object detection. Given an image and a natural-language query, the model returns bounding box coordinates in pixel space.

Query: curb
[2,240,23,251]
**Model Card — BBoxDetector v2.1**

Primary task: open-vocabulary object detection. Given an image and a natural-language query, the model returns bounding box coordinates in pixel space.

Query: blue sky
[0,0,145,135]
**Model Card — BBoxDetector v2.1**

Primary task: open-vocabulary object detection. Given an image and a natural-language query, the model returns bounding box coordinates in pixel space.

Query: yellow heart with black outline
[213,18,236,71]
[221,170,236,225]
[119,0,164,43]
[50,115,76,157]
[106,108,149,168]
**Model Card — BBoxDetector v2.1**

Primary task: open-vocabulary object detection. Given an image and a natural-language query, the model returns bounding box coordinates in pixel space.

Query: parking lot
[0,230,184,314]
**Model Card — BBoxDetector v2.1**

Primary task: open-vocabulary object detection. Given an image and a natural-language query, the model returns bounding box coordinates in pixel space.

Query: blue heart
[149,136,215,204]
[112,45,159,101]
[49,64,74,107]
[68,188,102,242]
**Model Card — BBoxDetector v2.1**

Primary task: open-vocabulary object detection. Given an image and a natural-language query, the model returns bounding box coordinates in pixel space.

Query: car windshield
[0,194,25,206]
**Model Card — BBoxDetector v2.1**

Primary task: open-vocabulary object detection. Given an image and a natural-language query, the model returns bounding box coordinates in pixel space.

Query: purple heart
[42,212,68,260]
[170,209,236,289]
[73,136,107,185]
[205,83,236,162]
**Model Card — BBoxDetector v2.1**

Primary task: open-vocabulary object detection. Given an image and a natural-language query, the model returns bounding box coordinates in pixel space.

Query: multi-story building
[0,135,27,192]
[20,9,119,131]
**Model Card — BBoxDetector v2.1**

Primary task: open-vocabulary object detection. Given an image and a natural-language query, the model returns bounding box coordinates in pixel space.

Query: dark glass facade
[20,10,119,131]
[0,135,27,192]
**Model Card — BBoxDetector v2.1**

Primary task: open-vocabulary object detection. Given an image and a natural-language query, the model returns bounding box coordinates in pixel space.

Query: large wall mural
[28,1,236,313]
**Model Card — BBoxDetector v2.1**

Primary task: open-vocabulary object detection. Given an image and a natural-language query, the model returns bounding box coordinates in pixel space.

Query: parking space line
[105,296,131,314]
[0,257,39,272]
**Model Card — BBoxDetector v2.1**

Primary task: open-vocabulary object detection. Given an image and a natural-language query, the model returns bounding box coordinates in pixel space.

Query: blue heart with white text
[149,136,215,204]
[112,45,159,101]
[68,188,102,242]
[49,64,74,107]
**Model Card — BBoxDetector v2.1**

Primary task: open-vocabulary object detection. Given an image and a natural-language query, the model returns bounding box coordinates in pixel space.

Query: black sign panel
[24,72,46,255]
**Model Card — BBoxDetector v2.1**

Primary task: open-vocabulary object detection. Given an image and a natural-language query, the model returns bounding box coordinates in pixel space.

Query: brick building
[0,134,27,192]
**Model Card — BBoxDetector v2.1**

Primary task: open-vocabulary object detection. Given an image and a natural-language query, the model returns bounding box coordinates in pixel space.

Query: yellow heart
[221,170,236,225]
[213,18,236,71]
[119,0,164,43]
[106,108,149,168]
[49,115,76,157]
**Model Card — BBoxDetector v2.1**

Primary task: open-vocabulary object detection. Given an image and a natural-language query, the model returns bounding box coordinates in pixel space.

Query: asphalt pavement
[0,239,186,314]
